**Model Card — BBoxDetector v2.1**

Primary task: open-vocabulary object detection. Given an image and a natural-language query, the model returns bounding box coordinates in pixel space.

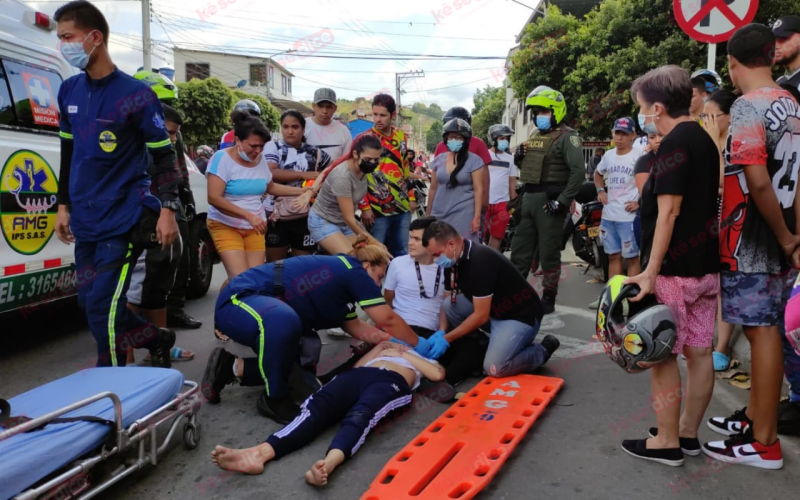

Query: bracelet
[597,188,605,193]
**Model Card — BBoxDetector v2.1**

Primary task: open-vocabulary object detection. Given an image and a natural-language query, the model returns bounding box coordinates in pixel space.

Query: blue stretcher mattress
[0,368,184,500]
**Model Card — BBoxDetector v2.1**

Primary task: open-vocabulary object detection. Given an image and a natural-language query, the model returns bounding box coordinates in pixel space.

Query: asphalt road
[2,255,799,500]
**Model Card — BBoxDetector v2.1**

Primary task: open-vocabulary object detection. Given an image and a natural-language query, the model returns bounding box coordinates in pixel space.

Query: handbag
[271,149,318,222]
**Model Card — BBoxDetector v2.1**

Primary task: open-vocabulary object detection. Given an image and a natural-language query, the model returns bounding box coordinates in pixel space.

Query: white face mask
[59,30,99,70]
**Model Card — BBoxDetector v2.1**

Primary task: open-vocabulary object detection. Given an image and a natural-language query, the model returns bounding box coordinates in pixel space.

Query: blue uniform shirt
[58,68,172,241]
[224,254,386,330]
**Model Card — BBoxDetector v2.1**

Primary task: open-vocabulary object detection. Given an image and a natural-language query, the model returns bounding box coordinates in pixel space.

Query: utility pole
[142,0,152,70]
[395,70,424,126]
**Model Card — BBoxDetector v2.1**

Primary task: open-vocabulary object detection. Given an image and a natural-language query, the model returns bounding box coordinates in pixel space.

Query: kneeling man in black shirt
[423,221,561,377]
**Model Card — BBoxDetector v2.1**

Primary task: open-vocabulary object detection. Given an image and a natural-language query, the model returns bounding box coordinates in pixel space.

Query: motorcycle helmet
[442,118,473,142]
[596,275,677,373]
[525,85,567,128]
[691,69,722,94]
[233,99,261,117]
[133,69,178,101]
[443,106,472,125]
[488,124,515,143]
[195,145,214,159]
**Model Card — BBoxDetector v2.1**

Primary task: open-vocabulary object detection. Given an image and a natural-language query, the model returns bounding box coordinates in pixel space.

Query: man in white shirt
[304,88,353,163]
[594,118,641,278]
[484,124,518,251]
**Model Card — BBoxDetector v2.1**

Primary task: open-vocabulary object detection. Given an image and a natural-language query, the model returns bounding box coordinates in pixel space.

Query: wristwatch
[161,200,181,212]
[596,188,606,193]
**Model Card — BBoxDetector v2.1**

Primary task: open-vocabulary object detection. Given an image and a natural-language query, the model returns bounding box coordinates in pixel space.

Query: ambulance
[0,0,217,316]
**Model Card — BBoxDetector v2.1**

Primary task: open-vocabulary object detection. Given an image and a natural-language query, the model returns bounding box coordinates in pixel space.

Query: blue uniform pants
[75,235,160,367]
[266,367,412,460]
[215,292,306,399]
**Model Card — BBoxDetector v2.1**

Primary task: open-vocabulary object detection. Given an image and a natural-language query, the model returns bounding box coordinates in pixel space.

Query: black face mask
[359,159,380,173]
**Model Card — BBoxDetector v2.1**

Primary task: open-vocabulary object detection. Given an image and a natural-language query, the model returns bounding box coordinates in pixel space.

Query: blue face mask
[238,146,252,162]
[435,241,457,268]
[638,113,658,135]
[59,31,98,70]
[447,139,464,153]
[535,116,552,131]
[497,140,509,151]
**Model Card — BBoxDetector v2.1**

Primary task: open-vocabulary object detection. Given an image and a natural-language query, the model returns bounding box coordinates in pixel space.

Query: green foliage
[174,78,233,150]
[425,120,443,152]
[232,90,280,132]
[507,0,799,140]
[411,102,445,120]
[471,86,506,143]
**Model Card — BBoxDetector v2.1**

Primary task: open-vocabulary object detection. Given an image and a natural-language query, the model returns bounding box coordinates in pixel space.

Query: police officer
[510,86,585,314]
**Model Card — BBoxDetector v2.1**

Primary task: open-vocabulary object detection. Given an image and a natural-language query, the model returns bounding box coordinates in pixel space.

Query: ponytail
[349,234,391,266]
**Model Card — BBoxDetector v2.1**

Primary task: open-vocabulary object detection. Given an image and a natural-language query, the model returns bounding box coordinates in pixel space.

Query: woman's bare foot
[214,329,231,342]
[210,444,272,475]
[305,460,328,487]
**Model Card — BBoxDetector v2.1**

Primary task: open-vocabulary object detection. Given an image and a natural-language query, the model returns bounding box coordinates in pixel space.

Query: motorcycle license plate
[587,226,600,238]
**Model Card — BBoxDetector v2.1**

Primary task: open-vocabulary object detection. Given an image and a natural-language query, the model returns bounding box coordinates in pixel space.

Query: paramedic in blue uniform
[202,235,450,424]
[53,2,178,368]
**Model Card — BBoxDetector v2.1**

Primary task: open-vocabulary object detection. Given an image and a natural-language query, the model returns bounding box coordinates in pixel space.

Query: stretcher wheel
[183,421,201,450]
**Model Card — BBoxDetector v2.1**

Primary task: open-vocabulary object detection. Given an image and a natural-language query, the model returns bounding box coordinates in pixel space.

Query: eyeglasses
[699,113,726,120]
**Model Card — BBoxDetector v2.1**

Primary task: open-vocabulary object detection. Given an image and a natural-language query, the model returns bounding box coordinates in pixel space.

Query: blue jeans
[369,211,411,257]
[444,294,547,377]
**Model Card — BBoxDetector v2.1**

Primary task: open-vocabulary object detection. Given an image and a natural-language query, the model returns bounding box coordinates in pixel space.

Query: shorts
[127,238,182,309]
[485,203,511,240]
[720,270,797,327]
[654,273,719,354]
[208,219,265,253]
[307,210,354,243]
[267,217,316,251]
[600,219,639,258]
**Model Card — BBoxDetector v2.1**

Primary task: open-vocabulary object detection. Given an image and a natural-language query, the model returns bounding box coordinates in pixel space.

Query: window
[186,63,210,81]
[268,66,274,89]
[249,64,266,86]
[0,61,14,127]
[2,58,63,132]
[287,78,291,95]
[523,106,528,125]
[281,74,287,95]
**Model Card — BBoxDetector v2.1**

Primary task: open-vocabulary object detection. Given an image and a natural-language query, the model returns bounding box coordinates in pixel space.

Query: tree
[425,120,443,152]
[175,77,233,149]
[471,86,506,143]
[232,90,280,132]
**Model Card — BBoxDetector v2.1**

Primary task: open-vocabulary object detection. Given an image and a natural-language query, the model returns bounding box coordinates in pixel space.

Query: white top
[633,136,648,152]
[206,151,272,229]
[364,350,431,390]
[487,151,518,204]
[384,255,445,332]
[304,119,353,161]
[595,148,641,222]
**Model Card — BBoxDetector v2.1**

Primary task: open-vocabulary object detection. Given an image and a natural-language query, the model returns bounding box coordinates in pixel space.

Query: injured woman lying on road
[210,341,444,487]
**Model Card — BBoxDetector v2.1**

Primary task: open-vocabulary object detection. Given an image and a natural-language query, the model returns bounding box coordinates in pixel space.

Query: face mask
[435,242,457,268]
[59,30,98,70]
[446,140,463,153]
[238,146,252,162]
[497,140,509,151]
[535,116,552,131]
[638,113,658,135]
[359,158,380,173]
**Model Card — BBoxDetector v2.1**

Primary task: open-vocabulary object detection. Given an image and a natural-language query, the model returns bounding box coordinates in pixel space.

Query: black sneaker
[148,328,176,369]
[621,438,684,467]
[648,427,701,456]
[257,393,301,424]
[777,400,800,436]
[707,407,752,436]
[417,379,457,404]
[201,348,237,404]
[167,311,202,329]
[540,334,560,363]
[541,291,556,315]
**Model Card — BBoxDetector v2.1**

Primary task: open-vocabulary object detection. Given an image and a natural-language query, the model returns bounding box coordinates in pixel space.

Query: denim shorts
[600,219,639,258]
[307,210,354,243]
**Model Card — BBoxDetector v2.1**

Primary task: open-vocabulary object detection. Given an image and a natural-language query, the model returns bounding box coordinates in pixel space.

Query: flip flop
[144,346,194,363]
[713,351,731,372]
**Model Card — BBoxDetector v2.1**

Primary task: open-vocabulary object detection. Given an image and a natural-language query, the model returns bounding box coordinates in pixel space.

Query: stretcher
[361,374,564,500]
[0,367,202,500]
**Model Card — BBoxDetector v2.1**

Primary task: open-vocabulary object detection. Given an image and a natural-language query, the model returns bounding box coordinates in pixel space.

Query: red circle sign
[673,0,759,43]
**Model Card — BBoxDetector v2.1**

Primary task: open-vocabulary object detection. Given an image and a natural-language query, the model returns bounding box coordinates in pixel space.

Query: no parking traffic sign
[673,0,759,43]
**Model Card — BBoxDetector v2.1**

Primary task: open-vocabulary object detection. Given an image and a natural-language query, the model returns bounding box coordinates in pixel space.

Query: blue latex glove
[412,336,434,358]
[391,337,411,347]
[428,330,450,359]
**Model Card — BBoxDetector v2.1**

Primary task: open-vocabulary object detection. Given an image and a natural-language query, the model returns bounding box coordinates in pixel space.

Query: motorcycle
[564,182,609,282]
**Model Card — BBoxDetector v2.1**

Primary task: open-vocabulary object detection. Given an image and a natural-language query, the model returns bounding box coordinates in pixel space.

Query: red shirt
[434,136,492,165]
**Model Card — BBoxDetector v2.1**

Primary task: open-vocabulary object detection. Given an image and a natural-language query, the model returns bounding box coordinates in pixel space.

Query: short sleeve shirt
[488,151,518,204]
[304,119,353,162]
[720,87,800,274]
[384,255,445,331]
[311,162,368,225]
[206,151,272,229]
[595,148,641,222]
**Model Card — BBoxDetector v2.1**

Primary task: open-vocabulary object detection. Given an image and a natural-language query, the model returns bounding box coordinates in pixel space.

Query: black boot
[201,348,237,404]
[257,393,301,424]
[148,328,176,368]
[778,400,800,435]
[167,311,202,329]
[540,334,560,364]
[541,290,557,315]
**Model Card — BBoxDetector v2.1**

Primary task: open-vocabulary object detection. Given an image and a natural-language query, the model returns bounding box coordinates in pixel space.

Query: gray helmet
[442,118,472,141]
[596,275,677,374]
[233,99,261,117]
[488,124,515,142]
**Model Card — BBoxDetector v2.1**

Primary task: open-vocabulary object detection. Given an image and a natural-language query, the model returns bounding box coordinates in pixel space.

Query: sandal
[144,346,194,363]
[713,351,731,371]
[214,328,230,342]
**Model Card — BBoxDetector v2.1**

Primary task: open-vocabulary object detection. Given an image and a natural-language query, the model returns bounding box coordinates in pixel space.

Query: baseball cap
[613,117,635,134]
[773,15,800,38]
[313,88,337,105]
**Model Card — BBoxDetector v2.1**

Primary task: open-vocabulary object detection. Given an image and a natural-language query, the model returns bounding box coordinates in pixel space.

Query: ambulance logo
[1,150,58,255]
[99,131,118,152]
[22,73,59,128]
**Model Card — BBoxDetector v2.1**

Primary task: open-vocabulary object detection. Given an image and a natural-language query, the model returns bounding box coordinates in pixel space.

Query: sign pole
[707,43,717,73]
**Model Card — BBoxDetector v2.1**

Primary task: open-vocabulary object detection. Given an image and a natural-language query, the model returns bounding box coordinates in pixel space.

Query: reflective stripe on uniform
[231,294,270,396]
[107,243,133,367]
[146,139,172,149]
[359,298,385,307]
[337,255,352,269]
[59,131,73,140]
